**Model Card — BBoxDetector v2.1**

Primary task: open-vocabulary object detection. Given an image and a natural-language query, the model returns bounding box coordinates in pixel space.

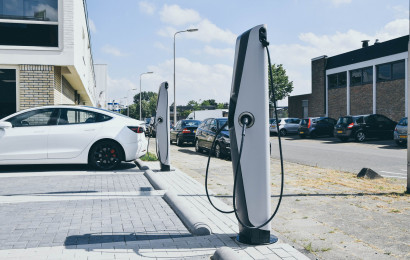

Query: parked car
[269,118,276,135]
[195,118,230,158]
[334,114,396,142]
[394,117,407,147]
[144,117,152,136]
[298,117,337,138]
[0,106,148,170]
[271,118,301,136]
[170,119,201,146]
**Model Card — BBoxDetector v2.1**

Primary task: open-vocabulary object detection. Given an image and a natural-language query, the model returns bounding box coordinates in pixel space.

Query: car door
[0,108,58,160]
[196,120,208,148]
[47,108,103,159]
[375,115,394,138]
[364,115,377,137]
[290,119,300,133]
[206,119,217,149]
[170,121,180,142]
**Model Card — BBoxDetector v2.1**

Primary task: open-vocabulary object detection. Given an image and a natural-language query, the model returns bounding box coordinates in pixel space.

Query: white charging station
[228,24,274,244]
[155,81,171,171]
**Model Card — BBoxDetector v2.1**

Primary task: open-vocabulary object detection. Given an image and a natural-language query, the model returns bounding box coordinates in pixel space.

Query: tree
[268,64,293,102]
[122,91,158,119]
[200,99,217,107]
[187,100,200,110]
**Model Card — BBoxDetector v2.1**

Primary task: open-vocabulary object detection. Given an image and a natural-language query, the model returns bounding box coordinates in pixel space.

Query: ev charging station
[228,24,273,245]
[205,24,284,245]
[155,82,171,171]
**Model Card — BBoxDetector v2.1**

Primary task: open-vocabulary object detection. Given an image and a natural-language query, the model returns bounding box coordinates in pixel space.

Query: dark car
[394,117,407,147]
[170,119,201,146]
[334,114,396,142]
[298,117,337,138]
[195,117,230,159]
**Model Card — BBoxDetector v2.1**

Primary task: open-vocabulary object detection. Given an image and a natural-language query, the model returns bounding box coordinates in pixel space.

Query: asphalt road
[270,135,407,179]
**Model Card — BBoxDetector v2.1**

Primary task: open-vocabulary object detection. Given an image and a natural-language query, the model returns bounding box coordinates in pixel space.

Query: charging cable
[204,38,285,229]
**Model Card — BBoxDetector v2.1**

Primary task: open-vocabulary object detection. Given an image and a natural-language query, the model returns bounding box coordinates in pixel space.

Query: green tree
[200,99,217,107]
[268,64,293,102]
[123,91,158,120]
[187,100,200,110]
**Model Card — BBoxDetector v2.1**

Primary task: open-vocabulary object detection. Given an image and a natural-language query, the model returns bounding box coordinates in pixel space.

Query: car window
[300,119,309,126]
[294,119,301,124]
[7,108,57,127]
[202,119,210,130]
[285,119,291,123]
[398,118,408,126]
[375,115,391,123]
[57,109,110,125]
[217,119,228,130]
[182,120,200,127]
[209,119,217,131]
[364,116,375,124]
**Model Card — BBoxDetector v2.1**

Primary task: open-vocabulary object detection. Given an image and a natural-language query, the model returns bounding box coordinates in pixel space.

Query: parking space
[0,163,190,252]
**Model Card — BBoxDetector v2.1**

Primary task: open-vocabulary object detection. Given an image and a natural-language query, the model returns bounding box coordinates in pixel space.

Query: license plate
[299,131,304,134]
[399,135,407,139]
[337,131,343,133]
[194,130,196,133]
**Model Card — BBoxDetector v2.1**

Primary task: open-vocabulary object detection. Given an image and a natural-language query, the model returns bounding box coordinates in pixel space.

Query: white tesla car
[0,106,148,170]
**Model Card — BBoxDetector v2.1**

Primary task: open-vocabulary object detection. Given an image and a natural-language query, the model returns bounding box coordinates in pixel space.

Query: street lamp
[140,72,154,121]
[173,28,198,125]
[126,88,137,117]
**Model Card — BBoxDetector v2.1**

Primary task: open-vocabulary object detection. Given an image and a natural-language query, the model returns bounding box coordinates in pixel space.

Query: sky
[86,0,409,107]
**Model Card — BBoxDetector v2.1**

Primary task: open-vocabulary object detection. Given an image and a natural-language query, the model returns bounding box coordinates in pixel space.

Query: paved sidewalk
[0,163,309,259]
[141,161,309,260]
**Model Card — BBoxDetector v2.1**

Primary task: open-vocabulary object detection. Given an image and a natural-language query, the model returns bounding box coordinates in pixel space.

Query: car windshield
[337,117,353,124]
[217,119,228,130]
[182,120,201,127]
[398,117,408,126]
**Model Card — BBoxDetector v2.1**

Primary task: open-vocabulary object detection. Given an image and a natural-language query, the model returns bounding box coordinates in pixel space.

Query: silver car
[270,118,301,136]
[394,117,407,147]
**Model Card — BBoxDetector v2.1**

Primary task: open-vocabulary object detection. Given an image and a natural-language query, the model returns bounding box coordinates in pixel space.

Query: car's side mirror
[0,121,12,129]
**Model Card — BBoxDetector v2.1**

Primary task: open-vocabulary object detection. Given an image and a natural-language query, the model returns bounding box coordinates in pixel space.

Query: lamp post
[139,72,153,121]
[173,28,198,125]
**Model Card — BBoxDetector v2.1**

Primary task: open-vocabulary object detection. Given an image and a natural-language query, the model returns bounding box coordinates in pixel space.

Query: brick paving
[0,163,308,259]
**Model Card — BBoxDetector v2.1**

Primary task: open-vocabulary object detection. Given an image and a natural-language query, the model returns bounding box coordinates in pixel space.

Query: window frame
[0,0,61,50]
[328,72,347,89]
[377,60,405,82]
[6,108,58,127]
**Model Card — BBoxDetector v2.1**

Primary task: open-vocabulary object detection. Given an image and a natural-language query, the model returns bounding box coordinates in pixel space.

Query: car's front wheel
[195,139,203,153]
[89,140,122,170]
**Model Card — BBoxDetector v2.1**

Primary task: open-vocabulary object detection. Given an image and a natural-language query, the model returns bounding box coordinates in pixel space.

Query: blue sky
[87,0,409,106]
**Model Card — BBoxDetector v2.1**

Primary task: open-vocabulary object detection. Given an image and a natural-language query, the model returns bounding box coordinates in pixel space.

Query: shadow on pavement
[0,162,137,173]
[210,192,407,198]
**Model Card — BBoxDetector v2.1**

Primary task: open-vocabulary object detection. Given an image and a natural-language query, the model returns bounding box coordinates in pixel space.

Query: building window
[377,60,405,82]
[328,72,346,88]
[350,66,373,86]
[0,0,58,47]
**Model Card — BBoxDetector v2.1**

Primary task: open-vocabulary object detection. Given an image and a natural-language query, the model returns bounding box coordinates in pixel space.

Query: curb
[211,247,240,260]
[136,159,212,236]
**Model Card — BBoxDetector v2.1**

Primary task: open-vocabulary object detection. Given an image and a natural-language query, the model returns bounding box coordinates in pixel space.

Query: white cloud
[101,44,126,57]
[159,4,201,26]
[139,1,156,15]
[147,58,233,105]
[154,41,171,52]
[268,18,409,98]
[204,46,235,58]
[158,19,236,45]
[107,76,138,103]
[88,19,97,33]
[330,0,352,6]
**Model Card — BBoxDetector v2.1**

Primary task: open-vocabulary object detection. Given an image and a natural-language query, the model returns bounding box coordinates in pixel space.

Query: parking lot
[269,135,407,178]
[166,139,409,259]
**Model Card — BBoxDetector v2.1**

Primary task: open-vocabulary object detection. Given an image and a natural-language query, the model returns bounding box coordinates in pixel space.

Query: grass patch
[140,152,158,161]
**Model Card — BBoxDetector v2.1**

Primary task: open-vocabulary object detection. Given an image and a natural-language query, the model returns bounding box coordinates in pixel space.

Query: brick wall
[309,57,326,117]
[19,65,54,110]
[54,66,62,104]
[288,94,311,118]
[376,79,405,121]
[328,87,347,119]
[350,83,373,115]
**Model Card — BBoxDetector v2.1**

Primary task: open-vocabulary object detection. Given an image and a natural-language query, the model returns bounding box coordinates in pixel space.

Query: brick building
[289,35,409,122]
[0,0,105,119]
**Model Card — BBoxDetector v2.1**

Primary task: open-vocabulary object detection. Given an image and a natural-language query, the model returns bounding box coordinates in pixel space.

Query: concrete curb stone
[135,159,212,236]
